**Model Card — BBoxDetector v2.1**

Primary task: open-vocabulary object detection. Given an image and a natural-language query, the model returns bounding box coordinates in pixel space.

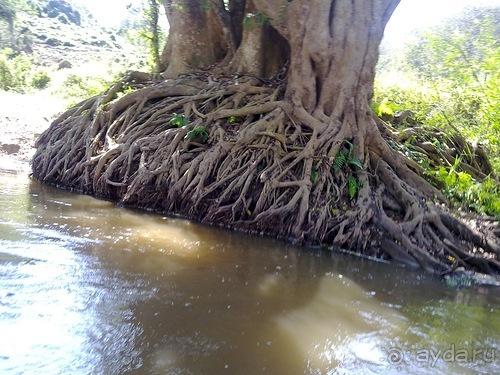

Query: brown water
[0,167,498,374]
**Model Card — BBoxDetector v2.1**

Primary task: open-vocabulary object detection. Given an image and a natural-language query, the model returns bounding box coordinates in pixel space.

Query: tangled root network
[32,73,500,278]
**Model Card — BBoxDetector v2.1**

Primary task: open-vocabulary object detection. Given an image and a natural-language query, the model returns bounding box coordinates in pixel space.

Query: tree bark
[160,0,229,77]
[225,0,289,77]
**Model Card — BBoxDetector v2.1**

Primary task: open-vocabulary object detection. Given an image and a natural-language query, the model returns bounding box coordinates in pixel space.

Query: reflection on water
[0,170,498,374]
[276,274,406,372]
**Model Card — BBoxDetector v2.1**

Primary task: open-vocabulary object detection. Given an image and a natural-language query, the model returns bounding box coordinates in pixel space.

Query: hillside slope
[0,0,145,165]
[1,0,142,69]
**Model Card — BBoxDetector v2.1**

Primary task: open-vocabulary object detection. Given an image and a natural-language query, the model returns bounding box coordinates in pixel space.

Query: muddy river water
[0,166,498,374]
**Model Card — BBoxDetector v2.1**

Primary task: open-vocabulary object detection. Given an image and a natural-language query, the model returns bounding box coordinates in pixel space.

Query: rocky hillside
[1,0,145,89]
[0,0,146,165]
[20,2,139,66]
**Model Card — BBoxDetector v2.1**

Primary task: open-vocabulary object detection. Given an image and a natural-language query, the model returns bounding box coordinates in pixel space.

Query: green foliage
[385,129,499,218]
[333,141,364,200]
[228,115,243,124]
[388,6,499,168]
[430,166,500,219]
[333,150,347,173]
[56,73,107,102]
[185,126,209,143]
[1,0,151,99]
[373,97,397,117]
[121,0,166,73]
[310,168,318,184]
[0,0,40,37]
[333,141,363,173]
[140,0,163,72]
[169,113,189,128]
[405,7,500,83]
[9,52,33,89]
[0,1,16,30]
[347,175,363,201]
[387,138,431,169]
[372,6,500,181]
[0,54,14,90]
[375,5,500,217]
[30,70,50,89]
[1,0,38,14]
[0,49,51,92]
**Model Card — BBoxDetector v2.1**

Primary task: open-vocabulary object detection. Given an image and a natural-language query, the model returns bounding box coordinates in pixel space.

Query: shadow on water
[0,171,498,374]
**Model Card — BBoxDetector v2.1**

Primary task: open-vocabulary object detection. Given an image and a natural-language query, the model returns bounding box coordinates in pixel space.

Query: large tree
[32,0,500,276]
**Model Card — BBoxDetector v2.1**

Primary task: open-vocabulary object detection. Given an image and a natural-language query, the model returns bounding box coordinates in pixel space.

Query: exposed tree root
[32,73,500,278]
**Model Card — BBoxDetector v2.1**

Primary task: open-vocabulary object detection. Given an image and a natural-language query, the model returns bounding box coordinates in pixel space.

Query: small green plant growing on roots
[185,126,209,143]
[333,141,364,200]
[169,113,189,128]
[333,141,364,172]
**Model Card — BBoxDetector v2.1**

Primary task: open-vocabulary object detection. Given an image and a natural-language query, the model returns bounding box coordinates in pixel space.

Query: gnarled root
[32,73,500,278]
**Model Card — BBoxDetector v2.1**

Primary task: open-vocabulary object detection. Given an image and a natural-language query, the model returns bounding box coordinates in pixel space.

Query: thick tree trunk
[160,0,229,77]
[147,0,163,72]
[225,0,289,77]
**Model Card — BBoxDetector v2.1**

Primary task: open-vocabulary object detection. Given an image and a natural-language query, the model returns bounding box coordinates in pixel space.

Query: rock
[394,110,414,124]
[445,268,500,287]
[46,37,62,46]
[57,14,69,24]
[44,0,81,26]
[90,40,110,48]
[58,60,72,70]
[1,143,21,155]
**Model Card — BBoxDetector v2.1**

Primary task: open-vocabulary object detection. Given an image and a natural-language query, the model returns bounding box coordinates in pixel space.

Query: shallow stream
[0,166,498,374]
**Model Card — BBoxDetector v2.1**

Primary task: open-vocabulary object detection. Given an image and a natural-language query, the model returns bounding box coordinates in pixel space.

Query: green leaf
[344,141,364,170]
[311,169,319,183]
[347,175,359,200]
[348,155,363,170]
[377,97,396,117]
[185,126,209,143]
[169,113,189,128]
[333,151,347,172]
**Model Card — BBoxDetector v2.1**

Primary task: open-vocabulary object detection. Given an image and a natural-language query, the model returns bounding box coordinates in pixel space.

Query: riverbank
[3,89,499,286]
[0,91,66,172]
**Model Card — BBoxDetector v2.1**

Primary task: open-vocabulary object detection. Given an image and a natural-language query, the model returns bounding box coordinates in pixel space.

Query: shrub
[0,50,40,92]
[9,52,33,90]
[56,73,109,103]
[0,54,14,89]
[431,167,500,219]
[374,5,500,218]
[31,70,51,89]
